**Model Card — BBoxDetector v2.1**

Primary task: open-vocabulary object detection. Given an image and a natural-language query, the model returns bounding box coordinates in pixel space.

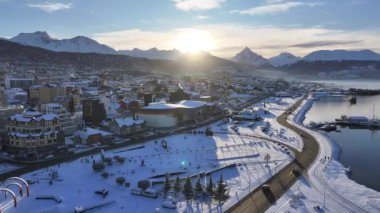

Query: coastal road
[226,96,320,213]
[227,95,367,213]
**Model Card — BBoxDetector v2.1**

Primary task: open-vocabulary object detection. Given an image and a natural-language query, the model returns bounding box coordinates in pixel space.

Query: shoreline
[292,94,380,211]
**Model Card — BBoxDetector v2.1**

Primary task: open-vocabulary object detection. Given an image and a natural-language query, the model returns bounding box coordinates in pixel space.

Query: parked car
[162,200,176,209]
[141,188,158,198]
[131,188,143,196]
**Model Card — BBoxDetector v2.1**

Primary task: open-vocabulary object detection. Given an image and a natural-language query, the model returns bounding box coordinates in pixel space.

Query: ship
[348,95,357,104]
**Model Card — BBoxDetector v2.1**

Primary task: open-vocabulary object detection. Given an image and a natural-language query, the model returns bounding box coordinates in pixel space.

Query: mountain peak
[242,46,253,53]
[268,52,301,67]
[118,48,183,60]
[232,47,268,66]
[10,32,116,54]
[304,49,380,61]
[13,31,53,41]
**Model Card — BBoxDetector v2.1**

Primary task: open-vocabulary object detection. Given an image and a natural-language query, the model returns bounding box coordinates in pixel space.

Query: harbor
[304,90,380,192]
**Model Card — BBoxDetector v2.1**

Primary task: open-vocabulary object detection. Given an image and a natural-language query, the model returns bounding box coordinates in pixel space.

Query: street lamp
[323,166,326,209]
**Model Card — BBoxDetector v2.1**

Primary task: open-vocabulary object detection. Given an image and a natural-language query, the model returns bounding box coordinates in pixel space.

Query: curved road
[227,95,367,213]
[226,96,320,213]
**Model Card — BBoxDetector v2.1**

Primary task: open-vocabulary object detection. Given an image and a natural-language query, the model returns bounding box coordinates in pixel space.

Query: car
[313,205,322,212]
[131,188,143,196]
[261,184,271,193]
[292,168,301,177]
[261,184,276,203]
[141,188,158,198]
[165,195,177,204]
[162,200,177,209]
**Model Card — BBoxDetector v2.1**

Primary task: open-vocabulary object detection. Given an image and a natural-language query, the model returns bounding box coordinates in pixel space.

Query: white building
[134,100,208,129]
[108,117,145,136]
[40,103,79,136]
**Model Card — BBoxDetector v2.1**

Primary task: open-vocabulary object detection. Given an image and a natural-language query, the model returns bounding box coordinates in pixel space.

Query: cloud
[93,24,380,58]
[173,0,224,11]
[260,40,362,49]
[231,1,322,15]
[194,15,210,20]
[290,40,361,48]
[26,2,72,12]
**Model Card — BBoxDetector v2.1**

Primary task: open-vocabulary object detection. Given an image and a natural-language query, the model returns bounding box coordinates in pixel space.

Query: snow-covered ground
[268,95,380,213]
[0,96,303,213]
[238,96,303,152]
[0,161,20,174]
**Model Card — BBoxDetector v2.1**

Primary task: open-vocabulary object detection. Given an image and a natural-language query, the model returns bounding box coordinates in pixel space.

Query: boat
[335,115,347,122]
[319,124,337,132]
[348,95,357,104]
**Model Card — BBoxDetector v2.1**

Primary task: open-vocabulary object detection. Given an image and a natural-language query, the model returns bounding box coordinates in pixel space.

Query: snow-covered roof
[114,117,145,127]
[10,111,59,122]
[177,100,206,108]
[75,127,113,140]
[230,92,253,99]
[9,131,56,137]
[45,103,63,108]
[143,100,207,110]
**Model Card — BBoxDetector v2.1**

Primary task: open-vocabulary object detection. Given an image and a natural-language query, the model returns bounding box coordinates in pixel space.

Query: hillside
[0,39,238,76]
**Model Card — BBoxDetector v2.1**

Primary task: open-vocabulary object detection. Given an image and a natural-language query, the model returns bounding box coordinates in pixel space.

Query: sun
[173,30,215,53]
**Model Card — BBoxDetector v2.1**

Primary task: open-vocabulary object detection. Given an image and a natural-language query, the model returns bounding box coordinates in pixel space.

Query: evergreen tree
[214,175,229,204]
[163,173,171,196]
[182,176,194,202]
[206,175,215,196]
[264,154,271,167]
[195,176,203,195]
[173,174,182,196]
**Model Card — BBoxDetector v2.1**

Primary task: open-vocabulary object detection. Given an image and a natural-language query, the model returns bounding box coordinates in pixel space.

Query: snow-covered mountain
[232,47,269,66]
[10,31,117,54]
[118,48,183,60]
[303,49,380,62]
[268,52,302,67]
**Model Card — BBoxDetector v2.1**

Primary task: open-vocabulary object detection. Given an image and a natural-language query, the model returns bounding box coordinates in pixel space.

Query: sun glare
[173,30,215,53]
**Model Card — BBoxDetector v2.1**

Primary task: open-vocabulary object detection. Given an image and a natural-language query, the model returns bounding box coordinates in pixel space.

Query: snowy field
[268,95,380,213]
[216,96,303,152]
[0,161,21,174]
[0,96,302,213]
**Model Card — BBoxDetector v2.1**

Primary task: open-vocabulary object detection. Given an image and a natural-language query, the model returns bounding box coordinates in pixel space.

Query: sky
[1,0,380,57]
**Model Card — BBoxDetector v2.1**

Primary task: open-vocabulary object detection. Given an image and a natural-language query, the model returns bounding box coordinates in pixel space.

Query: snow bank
[287,94,380,212]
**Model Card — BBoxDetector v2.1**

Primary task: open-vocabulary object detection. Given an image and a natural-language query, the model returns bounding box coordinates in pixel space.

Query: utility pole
[323,166,326,209]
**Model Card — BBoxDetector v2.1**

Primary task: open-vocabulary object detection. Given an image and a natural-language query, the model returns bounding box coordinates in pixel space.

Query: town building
[54,94,81,113]
[40,103,80,136]
[6,110,65,158]
[5,76,38,90]
[169,88,191,102]
[108,117,145,137]
[0,106,24,127]
[81,98,106,125]
[74,127,113,145]
[143,93,154,106]
[134,100,208,129]
[29,84,67,105]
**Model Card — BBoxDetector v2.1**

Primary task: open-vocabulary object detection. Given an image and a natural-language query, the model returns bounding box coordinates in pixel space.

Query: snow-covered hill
[10,31,117,54]
[232,47,269,66]
[268,52,301,67]
[303,49,380,61]
[118,47,183,60]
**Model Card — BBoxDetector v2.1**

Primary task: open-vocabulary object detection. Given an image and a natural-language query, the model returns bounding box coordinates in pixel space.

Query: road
[227,95,367,213]
[226,96,320,213]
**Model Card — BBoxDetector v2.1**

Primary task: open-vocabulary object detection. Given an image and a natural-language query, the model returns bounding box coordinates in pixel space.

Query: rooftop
[143,100,207,110]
